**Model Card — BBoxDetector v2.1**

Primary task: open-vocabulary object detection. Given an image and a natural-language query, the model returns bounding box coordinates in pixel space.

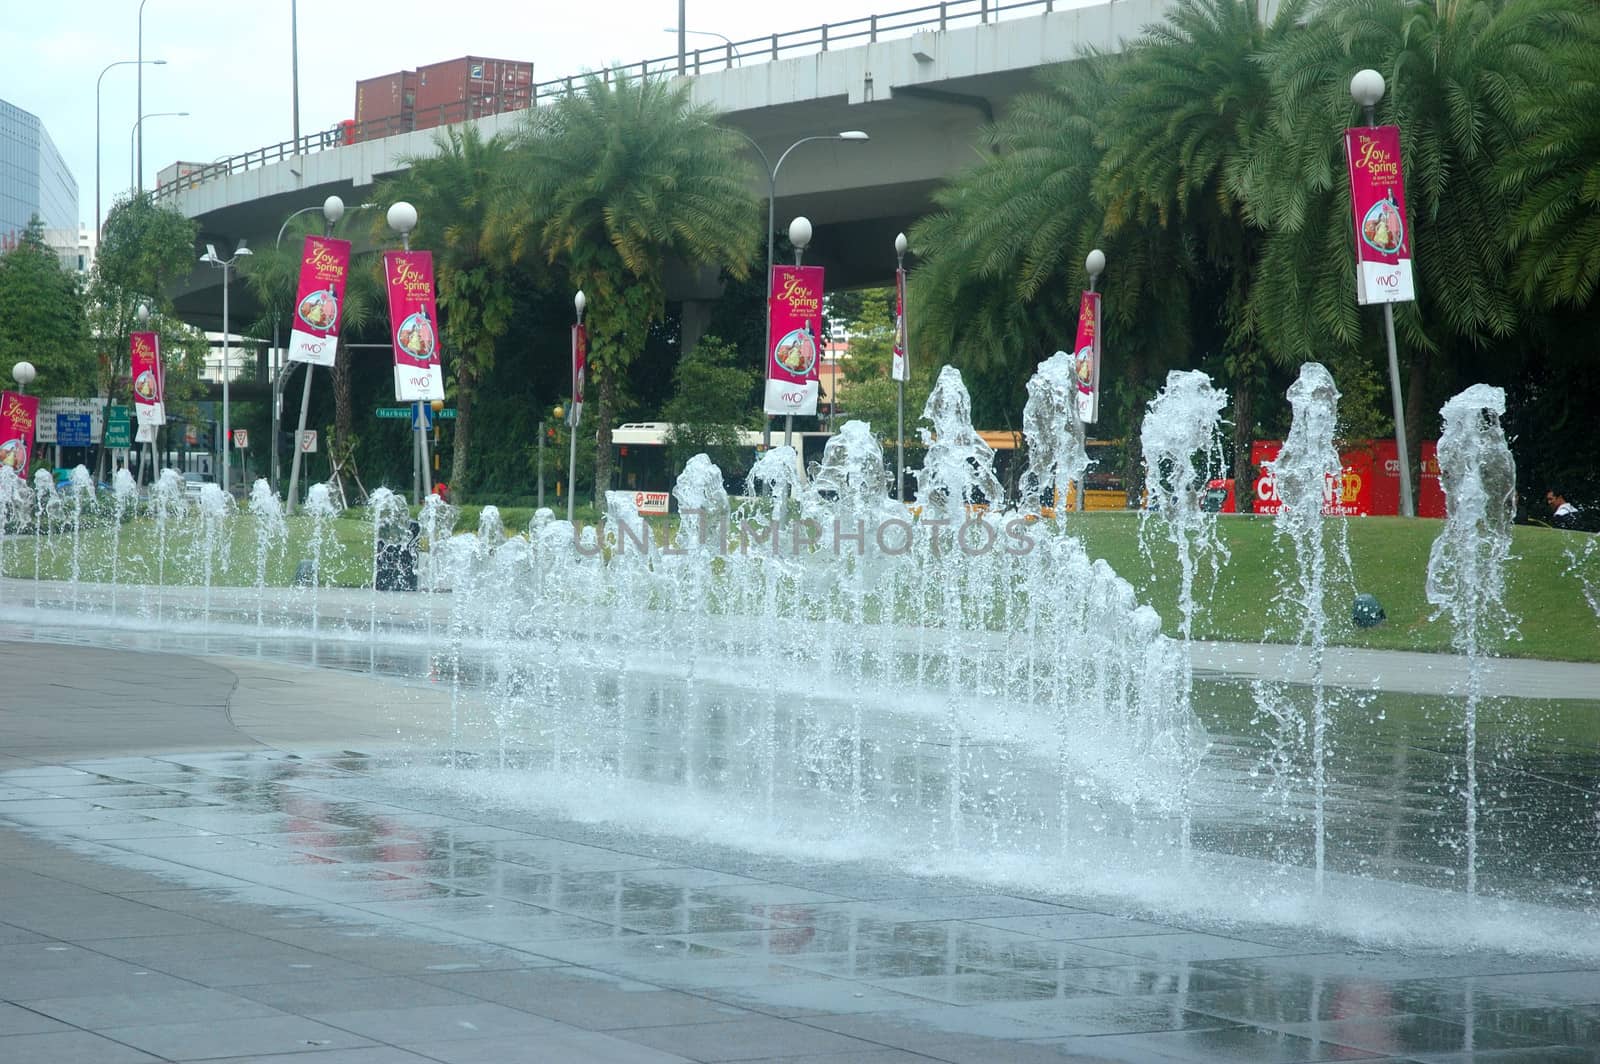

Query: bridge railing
[151,0,1068,204]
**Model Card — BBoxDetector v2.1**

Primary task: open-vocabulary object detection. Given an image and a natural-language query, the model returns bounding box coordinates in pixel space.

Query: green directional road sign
[375,406,456,419]
[105,406,132,448]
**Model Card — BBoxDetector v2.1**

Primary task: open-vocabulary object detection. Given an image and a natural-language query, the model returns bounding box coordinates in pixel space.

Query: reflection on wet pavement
[4,748,1599,1061]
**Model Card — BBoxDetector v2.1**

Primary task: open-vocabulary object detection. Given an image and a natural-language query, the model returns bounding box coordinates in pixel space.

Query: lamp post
[782,217,812,449]
[569,290,585,523]
[130,112,188,190]
[136,303,154,487]
[282,195,351,514]
[387,201,431,504]
[200,241,252,495]
[97,58,163,237]
[1350,68,1414,518]
[1078,248,1106,513]
[737,130,869,448]
[137,0,154,193]
[663,27,742,66]
[894,231,908,502]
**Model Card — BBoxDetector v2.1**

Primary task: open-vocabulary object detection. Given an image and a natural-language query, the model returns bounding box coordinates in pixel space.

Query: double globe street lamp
[200,241,252,496]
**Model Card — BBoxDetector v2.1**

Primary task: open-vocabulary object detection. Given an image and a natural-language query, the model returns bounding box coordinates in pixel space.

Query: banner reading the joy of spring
[891,267,908,383]
[383,250,445,402]
[1344,124,1415,305]
[0,391,39,473]
[129,331,165,427]
[1072,290,1102,423]
[569,323,587,428]
[764,265,824,417]
[288,235,351,367]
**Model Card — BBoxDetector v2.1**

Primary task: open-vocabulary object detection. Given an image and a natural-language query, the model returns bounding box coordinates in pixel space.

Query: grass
[13,505,1597,663]
[1066,512,1598,662]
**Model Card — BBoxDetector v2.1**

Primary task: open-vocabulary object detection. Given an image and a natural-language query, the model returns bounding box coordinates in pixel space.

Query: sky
[10,0,892,232]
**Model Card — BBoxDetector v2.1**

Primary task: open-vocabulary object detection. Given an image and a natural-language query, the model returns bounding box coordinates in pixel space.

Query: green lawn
[12,505,1596,663]
[1066,511,1598,662]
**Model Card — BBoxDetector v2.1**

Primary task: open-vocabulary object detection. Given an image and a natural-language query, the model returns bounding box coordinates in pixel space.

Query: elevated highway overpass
[162,0,1167,339]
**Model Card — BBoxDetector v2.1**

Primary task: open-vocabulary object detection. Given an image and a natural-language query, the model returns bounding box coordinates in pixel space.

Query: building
[0,96,78,253]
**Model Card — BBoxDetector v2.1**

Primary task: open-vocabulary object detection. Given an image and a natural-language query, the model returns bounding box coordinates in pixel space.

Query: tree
[378,125,522,493]
[502,72,759,503]
[88,194,201,397]
[1249,0,1600,452]
[0,218,94,395]
[909,54,1196,432]
[1096,0,1311,498]
[661,334,758,479]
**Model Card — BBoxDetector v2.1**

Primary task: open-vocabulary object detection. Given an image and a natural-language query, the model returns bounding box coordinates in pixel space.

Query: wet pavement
[3,638,1600,1062]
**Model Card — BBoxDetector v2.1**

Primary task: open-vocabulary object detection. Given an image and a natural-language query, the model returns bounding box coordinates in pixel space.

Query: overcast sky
[13,0,890,231]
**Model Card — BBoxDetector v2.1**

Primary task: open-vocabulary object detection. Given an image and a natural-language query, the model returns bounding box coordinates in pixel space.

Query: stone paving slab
[2,637,1599,1062]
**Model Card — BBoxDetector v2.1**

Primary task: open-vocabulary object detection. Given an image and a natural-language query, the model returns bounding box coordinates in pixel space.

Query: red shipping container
[413,57,533,127]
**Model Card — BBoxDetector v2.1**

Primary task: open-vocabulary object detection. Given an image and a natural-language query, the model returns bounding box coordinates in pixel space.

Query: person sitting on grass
[1547,487,1583,531]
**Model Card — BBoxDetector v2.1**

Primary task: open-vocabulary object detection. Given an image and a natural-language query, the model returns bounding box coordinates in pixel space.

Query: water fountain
[64,465,94,611]
[107,468,138,617]
[247,479,288,628]
[0,366,1593,959]
[0,466,29,598]
[1021,349,1092,516]
[1264,362,1352,894]
[148,468,187,622]
[31,469,57,610]
[1426,384,1518,900]
[1139,370,1229,641]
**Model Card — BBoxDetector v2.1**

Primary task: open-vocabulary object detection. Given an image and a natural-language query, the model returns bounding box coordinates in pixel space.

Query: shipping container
[412,57,534,130]
[156,161,207,190]
[353,71,418,140]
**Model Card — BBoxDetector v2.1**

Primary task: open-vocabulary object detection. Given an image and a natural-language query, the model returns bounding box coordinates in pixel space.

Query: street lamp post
[663,27,743,67]
[894,231,908,502]
[200,241,253,495]
[736,130,869,448]
[783,216,812,449]
[130,112,188,190]
[1078,248,1107,513]
[569,291,585,523]
[282,195,348,514]
[137,0,154,192]
[1350,68,1415,518]
[387,201,432,504]
[136,302,154,487]
[12,362,35,395]
[97,58,163,237]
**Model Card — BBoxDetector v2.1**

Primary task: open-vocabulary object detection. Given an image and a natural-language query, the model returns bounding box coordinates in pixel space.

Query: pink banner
[1072,290,1102,423]
[891,267,908,382]
[570,323,587,427]
[288,235,351,366]
[384,250,445,402]
[763,265,824,416]
[129,331,165,427]
[0,391,38,473]
[1344,125,1415,304]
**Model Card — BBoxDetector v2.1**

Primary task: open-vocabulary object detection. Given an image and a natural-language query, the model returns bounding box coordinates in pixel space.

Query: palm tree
[1500,38,1600,308]
[377,124,519,491]
[909,54,1194,432]
[499,72,759,502]
[1249,0,1599,450]
[1095,0,1309,496]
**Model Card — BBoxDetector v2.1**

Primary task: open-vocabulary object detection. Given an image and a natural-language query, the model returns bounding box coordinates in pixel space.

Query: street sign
[35,398,105,444]
[56,414,92,447]
[135,424,156,444]
[375,406,455,420]
[299,429,318,453]
[105,406,132,448]
[232,429,249,449]
[413,404,433,430]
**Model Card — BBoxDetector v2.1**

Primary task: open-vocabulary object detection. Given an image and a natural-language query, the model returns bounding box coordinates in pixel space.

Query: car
[182,471,216,500]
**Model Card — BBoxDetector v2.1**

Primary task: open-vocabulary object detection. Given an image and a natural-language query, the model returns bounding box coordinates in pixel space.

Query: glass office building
[1,96,79,247]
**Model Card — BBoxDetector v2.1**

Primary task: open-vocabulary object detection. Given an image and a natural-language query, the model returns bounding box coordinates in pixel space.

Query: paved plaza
[2,636,1599,1063]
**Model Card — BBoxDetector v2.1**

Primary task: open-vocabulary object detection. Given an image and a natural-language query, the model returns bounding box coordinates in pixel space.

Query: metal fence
[151,0,1064,202]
